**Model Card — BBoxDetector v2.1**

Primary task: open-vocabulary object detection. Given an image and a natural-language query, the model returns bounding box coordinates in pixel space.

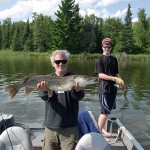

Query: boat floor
[0,114,144,150]
[25,123,129,150]
[108,133,128,150]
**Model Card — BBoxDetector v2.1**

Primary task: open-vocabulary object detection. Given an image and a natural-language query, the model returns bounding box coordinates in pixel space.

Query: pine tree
[121,4,134,54]
[52,0,82,53]
[0,23,2,49]
[32,13,53,52]
[1,18,12,49]
[11,23,22,51]
[81,15,104,53]
[23,19,33,51]
[103,17,123,53]
[136,9,148,51]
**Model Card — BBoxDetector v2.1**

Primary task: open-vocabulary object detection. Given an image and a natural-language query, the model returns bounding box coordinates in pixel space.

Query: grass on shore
[0,50,150,61]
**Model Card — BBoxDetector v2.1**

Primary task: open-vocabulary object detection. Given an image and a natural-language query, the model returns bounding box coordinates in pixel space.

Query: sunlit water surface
[0,55,150,149]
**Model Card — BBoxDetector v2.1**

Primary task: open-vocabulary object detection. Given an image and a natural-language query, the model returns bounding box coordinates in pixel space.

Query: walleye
[5,75,97,99]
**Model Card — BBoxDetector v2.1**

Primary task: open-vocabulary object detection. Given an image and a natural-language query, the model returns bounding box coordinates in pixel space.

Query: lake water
[0,54,150,149]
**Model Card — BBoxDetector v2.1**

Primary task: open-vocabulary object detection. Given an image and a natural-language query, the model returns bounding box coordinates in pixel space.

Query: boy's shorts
[99,93,116,114]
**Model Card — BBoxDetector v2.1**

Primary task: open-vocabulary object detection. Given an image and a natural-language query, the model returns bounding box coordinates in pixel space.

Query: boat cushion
[75,132,111,150]
[0,126,33,150]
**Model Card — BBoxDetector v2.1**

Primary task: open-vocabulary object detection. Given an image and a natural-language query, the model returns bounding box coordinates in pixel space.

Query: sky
[0,0,149,23]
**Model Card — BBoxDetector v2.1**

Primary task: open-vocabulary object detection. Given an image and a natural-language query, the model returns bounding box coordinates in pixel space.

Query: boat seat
[0,126,33,150]
[75,132,111,150]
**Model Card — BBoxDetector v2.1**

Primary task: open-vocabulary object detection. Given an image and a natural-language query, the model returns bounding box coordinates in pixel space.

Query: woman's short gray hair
[50,50,71,65]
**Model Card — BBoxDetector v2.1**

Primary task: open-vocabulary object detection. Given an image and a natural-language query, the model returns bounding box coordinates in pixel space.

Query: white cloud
[132,17,138,22]
[0,0,141,22]
[79,9,86,17]
[97,0,118,7]
[0,1,31,20]
[96,0,130,7]
[0,0,60,21]
[31,0,59,17]
[86,8,101,17]
[76,0,97,5]
[0,0,6,3]
[113,8,127,18]
[101,8,110,18]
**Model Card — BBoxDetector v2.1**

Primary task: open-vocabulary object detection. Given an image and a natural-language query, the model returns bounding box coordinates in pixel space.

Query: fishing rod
[0,112,14,150]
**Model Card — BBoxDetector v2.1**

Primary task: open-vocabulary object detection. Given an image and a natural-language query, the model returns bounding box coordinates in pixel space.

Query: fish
[5,74,98,99]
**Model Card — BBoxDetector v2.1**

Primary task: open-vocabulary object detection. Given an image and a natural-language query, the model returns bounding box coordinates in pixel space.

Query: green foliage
[23,19,33,51]
[113,42,122,53]
[133,9,149,53]
[1,18,12,49]
[121,4,134,54]
[81,14,103,53]
[11,22,25,51]
[0,22,2,49]
[0,3,149,55]
[32,13,53,52]
[103,17,123,45]
[52,0,82,53]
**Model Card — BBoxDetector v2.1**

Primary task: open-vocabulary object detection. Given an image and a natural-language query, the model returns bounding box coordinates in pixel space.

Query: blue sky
[0,0,149,23]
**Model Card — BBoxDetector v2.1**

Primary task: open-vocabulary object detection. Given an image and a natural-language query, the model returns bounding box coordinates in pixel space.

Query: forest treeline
[0,0,150,54]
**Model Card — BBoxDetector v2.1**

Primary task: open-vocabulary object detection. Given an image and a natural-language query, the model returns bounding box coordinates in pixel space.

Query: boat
[0,111,144,150]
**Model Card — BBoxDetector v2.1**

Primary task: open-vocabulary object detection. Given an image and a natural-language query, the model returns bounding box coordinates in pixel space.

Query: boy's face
[102,44,112,55]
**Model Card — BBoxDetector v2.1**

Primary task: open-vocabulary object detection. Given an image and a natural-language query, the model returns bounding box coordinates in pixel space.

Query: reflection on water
[0,55,150,149]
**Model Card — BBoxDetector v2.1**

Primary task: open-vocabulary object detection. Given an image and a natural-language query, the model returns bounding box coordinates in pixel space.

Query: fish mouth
[88,77,98,83]
[92,77,98,81]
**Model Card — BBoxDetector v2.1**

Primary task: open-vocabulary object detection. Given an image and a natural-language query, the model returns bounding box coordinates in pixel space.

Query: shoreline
[0,50,150,61]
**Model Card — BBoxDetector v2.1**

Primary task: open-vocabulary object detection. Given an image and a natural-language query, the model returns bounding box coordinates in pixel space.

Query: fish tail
[5,84,19,99]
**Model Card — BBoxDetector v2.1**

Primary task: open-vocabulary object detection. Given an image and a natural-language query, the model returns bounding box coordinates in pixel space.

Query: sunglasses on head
[54,60,68,64]
[103,45,112,49]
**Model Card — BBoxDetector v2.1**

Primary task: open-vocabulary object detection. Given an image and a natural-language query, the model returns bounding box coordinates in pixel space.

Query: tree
[32,13,53,52]
[11,23,22,51]
[121,4,134,54]
[1,18,12,49]
[81,22,96,53]
[0,23,2,49]
[52,0,82,53]
[146,17,150,53]
[23,19,33,51]
[81,14,103,53]
[103,17,123,53]
[133,9,148,53]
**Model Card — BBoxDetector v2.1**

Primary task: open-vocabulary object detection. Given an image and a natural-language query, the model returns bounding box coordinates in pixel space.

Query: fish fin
[25,87,34,95]
[55,83,64,90]
[21,74,35,83]
[48,89,53,97]
[5,84,19,99]
[57,83,63,88]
